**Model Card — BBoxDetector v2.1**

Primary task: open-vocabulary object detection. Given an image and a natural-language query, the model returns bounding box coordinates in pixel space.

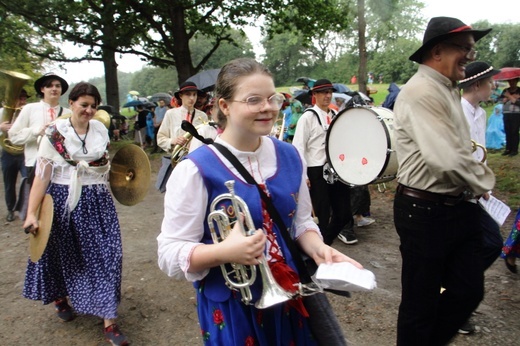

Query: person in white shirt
[156,81,209,154]
[292,79,355,245]
[458,61,503,335]
[9,72,71,174]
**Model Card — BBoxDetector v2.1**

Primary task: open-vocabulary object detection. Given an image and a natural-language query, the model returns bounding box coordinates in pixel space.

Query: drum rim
[325,106,393,186]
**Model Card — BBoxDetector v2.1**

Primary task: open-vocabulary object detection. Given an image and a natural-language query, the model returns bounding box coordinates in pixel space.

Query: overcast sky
[55,0,519,83]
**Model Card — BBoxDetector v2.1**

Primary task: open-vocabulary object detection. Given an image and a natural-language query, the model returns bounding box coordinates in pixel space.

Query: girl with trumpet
[158,58,362,345]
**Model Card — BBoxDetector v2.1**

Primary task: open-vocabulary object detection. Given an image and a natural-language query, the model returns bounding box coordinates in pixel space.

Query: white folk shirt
[8,100,71,166]
[156,105,208,153]
[461,97,487,162]
[292,105,332,168]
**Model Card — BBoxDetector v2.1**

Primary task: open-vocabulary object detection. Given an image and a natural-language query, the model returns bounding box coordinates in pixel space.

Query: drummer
[292,79,355,245]
[22,82,129,345]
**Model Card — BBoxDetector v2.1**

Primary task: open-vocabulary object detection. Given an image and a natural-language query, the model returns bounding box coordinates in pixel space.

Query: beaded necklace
[69,118,89,154]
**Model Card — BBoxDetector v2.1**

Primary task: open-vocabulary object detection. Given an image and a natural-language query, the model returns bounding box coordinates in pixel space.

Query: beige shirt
[156,105,208,153]
[393,65,495,196]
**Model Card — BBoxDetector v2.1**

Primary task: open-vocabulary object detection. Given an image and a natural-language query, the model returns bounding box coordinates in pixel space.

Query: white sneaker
[357,217,375,227]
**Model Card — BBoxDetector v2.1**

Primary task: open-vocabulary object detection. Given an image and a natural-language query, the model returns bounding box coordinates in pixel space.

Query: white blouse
[157,136,320,282]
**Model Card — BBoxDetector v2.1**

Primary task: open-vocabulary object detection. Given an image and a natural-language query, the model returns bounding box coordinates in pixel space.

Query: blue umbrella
[332,83,350,93]
[123,100,144,108]
[186,69,221,92]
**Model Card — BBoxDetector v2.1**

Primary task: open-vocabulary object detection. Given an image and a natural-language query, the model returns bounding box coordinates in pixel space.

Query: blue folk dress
[23,119,123,320]
[188,139,317,346]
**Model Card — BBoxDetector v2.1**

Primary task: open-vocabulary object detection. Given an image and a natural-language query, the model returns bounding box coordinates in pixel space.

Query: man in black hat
[0,89,29,221]
[157,81,208,154]
[8,72,71,219]
[393,17,496,345]
[292,79,355,245]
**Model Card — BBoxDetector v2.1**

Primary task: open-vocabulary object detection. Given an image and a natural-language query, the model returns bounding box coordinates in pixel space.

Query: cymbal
[28,194,53,263]
[109,144,151,206]
[93,109,111,129]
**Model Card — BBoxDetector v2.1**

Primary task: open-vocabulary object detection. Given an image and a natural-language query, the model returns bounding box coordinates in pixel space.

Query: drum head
[326,107,391,185]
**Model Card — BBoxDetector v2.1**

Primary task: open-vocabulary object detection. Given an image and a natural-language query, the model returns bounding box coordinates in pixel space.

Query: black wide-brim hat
[458,62,501,89]
[311,79,337,93]
[409,17,491,63]
[174,81,202,100]
[34,72,69,97]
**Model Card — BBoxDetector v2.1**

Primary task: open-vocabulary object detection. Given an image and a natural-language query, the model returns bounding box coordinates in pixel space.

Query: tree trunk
[102,48,120,111]
[357,0,367,96]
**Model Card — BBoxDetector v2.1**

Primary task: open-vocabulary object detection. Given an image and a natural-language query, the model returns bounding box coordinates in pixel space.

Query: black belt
[396,184,467,206]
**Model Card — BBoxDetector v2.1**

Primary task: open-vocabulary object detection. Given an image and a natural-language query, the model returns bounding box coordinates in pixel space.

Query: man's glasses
[446,42,478,60]
[232,93,285,112]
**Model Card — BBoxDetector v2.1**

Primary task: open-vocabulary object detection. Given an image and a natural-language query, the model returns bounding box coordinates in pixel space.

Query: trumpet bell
[109,144,151,206]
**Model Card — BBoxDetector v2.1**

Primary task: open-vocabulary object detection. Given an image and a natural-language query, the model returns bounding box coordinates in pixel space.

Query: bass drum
[325,106,397,186]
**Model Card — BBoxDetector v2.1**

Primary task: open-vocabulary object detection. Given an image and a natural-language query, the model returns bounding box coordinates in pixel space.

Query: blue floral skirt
[502,208,520,259]
[23,183,123,319]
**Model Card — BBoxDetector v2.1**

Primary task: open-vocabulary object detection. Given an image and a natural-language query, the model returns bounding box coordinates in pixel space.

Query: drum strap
[304,108,336,128]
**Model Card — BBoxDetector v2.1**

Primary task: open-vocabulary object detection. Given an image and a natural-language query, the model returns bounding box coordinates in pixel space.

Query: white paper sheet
[479,195,511,226]
[313,262,377,292]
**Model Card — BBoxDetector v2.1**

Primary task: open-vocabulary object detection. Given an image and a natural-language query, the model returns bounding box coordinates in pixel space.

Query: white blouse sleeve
[157,158,210,281]
[292,149,322,240]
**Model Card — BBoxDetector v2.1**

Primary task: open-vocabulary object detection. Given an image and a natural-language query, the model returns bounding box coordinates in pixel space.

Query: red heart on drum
[362,157,368,165]
[339,154,345,161]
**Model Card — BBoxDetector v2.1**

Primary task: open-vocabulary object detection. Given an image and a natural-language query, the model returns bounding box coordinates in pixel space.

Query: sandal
[104,324,129,346]
[54,298,75,322]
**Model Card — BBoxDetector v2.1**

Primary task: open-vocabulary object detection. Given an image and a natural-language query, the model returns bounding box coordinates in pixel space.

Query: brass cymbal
[109,144,151,206]
[28,194,53,263]
[93,109,111,129]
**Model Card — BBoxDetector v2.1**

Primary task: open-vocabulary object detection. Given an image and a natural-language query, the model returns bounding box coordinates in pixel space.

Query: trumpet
[207,180,294,308]
[170,118,207,167]
[471,140,487,163]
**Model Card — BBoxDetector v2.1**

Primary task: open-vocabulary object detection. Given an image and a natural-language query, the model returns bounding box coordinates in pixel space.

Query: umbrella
[150,92,172,103]
[123,100,144,108]
[294,89,312,106]
[493,67,520,81]
[296,77,316,88]
[332,83,350,93]
[128,90,140,96]
[186,69,221,92]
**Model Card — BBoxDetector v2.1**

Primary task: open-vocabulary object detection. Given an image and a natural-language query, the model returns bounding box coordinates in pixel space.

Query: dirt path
[0,156,519,345]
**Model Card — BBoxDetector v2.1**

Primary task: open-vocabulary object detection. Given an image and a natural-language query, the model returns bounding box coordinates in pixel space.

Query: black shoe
[337,232,358,245]
[502,150,511,156]
[6,211,14,222]
[509,152,518,157]
[505,258,517,273]
[457,320,476,335]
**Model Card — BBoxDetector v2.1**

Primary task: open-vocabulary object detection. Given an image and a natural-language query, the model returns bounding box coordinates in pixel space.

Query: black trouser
[394,194,484,346]
[307,166,353,245]
[503,113,520,153]
[479,206,503,271]
[1,151,26,211]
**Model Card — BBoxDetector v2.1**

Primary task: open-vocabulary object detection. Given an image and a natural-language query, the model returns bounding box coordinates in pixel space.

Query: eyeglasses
[232,93,285,112]
[446,42,478,60]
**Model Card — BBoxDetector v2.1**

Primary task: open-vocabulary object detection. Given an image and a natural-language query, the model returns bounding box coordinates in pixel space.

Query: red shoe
[54,298,75,322]
[104,324,129,346]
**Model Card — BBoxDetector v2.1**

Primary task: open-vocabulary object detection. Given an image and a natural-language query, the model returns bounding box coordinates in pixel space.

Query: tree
[0,0,142,110]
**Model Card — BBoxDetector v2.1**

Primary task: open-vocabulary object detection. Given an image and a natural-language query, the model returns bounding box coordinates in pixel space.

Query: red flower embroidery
[213,308,226,330]
[256,310,263,325]
[245,336,255,346]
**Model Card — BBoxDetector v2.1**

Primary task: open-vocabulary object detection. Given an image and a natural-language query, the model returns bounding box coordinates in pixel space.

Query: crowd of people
[0,15,519,346]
